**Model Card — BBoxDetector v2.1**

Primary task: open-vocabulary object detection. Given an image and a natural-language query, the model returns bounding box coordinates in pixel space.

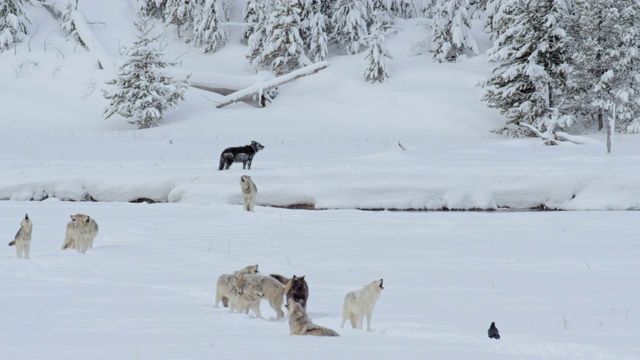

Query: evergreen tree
[103,15,189,129]
[431,0,479,63]
[259,0,309,75]
[164,0,194,37]
[569,0,640,139]
[0,0,31,52]
[363,20,392,83]
[481,0,571,136]
[241,0,260,44]
[193,0,227,53]
[307,0,328,63]
[139,0,167,19]
[245,0,270,70]
[331,0,369,55]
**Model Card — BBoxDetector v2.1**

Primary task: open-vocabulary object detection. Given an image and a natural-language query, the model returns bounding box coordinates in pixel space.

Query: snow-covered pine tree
[139,0,167,19]
[241,0,260,44]
[331,0,369,55]
[304,0,328,63]
[388,0,416,19]
[569,0,640,141]
[60,1,83,45]
[245,0,271,70]
[258,0,309,76]
[0,0,31,52]
[164,0,194,37]
[481,0,571,136]
[363,19,392,83]
[102,15,188,129]
[430,0,479,63]
[298,0,313,47]
[193,0,227,53]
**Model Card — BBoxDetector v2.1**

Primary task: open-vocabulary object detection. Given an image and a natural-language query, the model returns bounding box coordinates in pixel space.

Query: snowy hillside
[1,1,639,359]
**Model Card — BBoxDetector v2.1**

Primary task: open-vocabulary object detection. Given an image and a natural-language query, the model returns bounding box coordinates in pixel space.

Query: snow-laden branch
[216,61,330,109]
[70,11,116,72]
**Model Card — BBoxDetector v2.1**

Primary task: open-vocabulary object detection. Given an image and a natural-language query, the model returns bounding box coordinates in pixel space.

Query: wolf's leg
[24,243,30,259]
[270,297,284,319]
[366,312,373,331]
[357,314,364,329]
[16,243,22,259]
[251,302,263,319]
[225,160,232,170]
[242,161,247,169]
[247,160,252,170]
[340,312,347,328]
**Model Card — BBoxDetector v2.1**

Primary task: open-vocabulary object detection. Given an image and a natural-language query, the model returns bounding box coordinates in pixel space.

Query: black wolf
[271,274,309,311]
[218,141,265,170]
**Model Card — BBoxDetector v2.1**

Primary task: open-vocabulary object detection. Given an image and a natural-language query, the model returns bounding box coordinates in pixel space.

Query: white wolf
[341,278,384,331]
[61,214,98,254]
[287,298,340,337]
[8,214,32,259]
[240,175,257,212]
[214,264,259,309]
[234,280,265,318]
[234,273,285,319]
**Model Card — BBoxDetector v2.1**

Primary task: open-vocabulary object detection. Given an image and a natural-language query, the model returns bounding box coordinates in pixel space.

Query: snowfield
[1,1,639,359]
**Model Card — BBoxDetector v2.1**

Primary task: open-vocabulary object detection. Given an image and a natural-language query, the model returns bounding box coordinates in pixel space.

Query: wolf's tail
[8,240,15,246]
[270,274,289,286]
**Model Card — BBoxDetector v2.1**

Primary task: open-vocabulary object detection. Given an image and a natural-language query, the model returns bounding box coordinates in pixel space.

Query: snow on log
[215,61,330,109]
[555,132,600,145]
[70,11,116,72]
[167,68,274,95]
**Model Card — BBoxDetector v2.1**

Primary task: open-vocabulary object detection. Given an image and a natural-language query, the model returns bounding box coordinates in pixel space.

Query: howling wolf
[218,141,265,170]
[8,214,32,259]
[287,298,340,337]
[240,175,257,212]
[341,279,384,332]
[61,214,98,254]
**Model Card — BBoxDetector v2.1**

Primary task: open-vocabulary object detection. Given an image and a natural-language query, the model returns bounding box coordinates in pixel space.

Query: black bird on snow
[488,322,500,339]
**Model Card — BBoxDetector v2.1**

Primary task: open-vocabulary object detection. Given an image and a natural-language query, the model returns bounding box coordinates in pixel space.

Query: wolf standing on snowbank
[8,214,32,259]
[240,175,257,212]
[341,279,384,332]
[218,140,265,170]
[61,214,98,254]
[287,298,340,337]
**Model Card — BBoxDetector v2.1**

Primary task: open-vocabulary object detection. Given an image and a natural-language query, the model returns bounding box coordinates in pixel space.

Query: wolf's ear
[300,276,305,280]
[86,217,90,222]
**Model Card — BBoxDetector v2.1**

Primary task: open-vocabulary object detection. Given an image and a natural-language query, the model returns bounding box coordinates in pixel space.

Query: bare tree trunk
[598,109,604,131]
[607,105,615,154]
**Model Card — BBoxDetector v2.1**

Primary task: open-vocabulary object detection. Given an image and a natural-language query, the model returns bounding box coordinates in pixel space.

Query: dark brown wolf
[218,140,265,170]
[271,274,309,310]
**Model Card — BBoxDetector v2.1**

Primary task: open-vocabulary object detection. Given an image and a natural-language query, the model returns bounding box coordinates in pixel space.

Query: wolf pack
[215,264,384,336]
[4,140,386,338]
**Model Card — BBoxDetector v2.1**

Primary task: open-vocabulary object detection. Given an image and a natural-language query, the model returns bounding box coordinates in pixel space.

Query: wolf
[61,214,98,254]
[287,298,340,337]
[240,175,257,212]
[8,214,32,259]
[234,273,285,319]
[271,274,309,311]
[218,140,265,170]
[214,264,259,309]
[233,279,265,318]
[341,278,384,332]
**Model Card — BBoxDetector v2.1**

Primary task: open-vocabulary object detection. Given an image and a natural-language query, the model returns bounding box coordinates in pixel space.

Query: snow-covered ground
[1,1,639,359]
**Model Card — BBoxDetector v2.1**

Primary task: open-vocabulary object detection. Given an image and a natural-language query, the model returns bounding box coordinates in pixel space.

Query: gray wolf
[488,322,500,339]
[218,140,265,170]
[287,298,339,336]
[233,279,265,318]
[8,214,32,259]
[240,175,257,212]
[271,274,309,311]
[341,278,384,331]
[61,214,98,254]
[234,273,285,319]
[214,264,259,308]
